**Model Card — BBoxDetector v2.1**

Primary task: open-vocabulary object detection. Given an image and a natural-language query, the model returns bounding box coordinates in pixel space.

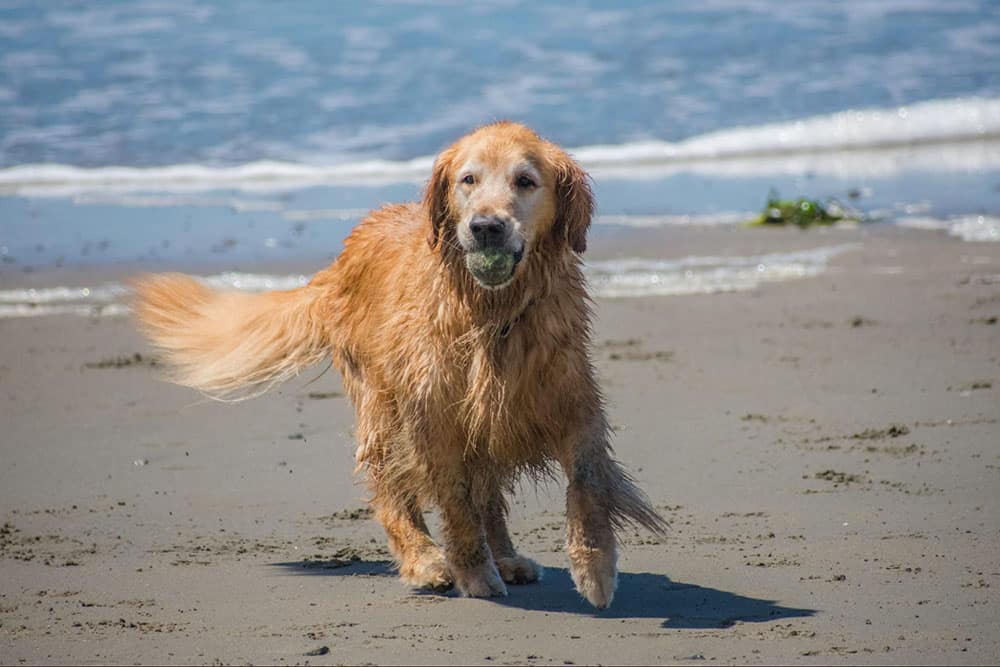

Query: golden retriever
[133,122,665,608]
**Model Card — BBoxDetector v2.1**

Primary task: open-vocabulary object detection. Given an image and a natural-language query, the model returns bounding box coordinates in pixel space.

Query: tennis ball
[465,248,516,286]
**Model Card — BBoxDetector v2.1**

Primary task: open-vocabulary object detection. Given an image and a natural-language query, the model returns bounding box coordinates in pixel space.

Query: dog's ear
[423,145,459,249]
[548,146,594,254]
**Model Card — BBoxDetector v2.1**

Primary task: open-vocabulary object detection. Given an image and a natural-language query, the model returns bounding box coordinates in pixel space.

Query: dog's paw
[568,544,618,609]
[495,553,543,585]
[452,560,508,598]
[400,548,454,590]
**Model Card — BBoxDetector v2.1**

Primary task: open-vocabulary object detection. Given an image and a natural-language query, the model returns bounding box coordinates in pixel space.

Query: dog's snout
[469,216,508,246]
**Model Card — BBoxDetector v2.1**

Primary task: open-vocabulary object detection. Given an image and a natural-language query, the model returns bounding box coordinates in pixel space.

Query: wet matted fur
[133,122,666,608]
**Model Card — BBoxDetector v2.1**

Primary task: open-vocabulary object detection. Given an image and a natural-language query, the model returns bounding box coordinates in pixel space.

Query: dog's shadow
[270,559,815,629]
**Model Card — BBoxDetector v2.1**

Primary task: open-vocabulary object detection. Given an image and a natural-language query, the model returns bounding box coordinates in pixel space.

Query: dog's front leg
[560,418,663,609]
[435,474,508,598]
[563,443,619,609]
[372,491,452,590]
[484,491,543,585]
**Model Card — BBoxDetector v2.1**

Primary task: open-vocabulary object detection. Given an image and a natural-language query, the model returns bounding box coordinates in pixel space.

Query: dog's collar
[499,296,538,339]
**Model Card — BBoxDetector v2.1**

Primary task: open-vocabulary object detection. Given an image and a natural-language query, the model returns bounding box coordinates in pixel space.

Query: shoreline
[0,222,996,319]
[3,153,1000,277]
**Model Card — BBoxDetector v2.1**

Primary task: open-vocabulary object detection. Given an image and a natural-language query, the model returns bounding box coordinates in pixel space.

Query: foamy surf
[0,247,855,319]
[586,244,857,298]
[1,97,997,197]
[578,97,1000,172]
[896,214,1000,242]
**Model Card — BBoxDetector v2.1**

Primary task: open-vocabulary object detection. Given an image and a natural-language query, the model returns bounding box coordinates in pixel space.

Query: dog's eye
[461,174,475,185]
[516,175,536,189]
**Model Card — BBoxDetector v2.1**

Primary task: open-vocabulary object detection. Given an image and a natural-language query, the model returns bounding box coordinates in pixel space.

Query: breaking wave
[1,97,998,197]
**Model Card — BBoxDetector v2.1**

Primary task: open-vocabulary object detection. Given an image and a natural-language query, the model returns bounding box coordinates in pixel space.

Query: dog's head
[424,122,593,289]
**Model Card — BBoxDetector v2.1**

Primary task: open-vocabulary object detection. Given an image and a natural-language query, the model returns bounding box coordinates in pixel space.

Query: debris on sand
[849,316,878,327]
[814,470,864,485]
[306,391,343,399]
[608,349,674,362]
[600,338,673,362]
[851,424,910,440]
[83,353,160,369]
[323,507,373,521]
[958,380,992,391]
[748,191,857,228]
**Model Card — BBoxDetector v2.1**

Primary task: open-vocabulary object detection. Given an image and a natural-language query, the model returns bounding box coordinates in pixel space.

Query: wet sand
[1,224,998,665]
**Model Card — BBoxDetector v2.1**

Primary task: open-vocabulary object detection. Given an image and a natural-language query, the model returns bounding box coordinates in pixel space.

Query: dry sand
[1,224,998,665]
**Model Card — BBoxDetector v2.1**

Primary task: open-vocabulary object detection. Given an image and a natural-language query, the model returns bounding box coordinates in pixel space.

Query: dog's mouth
[464,247,523,288]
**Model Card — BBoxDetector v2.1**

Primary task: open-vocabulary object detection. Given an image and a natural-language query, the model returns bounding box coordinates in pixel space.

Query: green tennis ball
[465,248,516,286]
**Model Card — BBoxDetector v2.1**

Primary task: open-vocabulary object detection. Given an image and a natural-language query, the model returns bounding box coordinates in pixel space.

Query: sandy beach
[1,222,997,665]
[4,2,1000,664]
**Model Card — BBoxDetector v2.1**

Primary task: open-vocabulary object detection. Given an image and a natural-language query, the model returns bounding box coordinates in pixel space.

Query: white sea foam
[0,283,126,304]
[596,212,751,227]
[0,247,854,319]
[281,208,371,222]
[69,193,286,211]
[0,157,435,197]
[577,97,1000,164]
[201,272,311,292]
[897,215,1000,242]
[0,302,130,318]
[585,244,856,298]
[1,97,998,196]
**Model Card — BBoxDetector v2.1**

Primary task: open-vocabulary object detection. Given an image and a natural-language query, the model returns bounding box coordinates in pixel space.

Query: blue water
[2,0,1000,284]
[2,0,999,168]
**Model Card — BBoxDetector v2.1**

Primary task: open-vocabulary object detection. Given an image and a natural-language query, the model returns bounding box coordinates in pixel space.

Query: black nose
[469,216,508,246]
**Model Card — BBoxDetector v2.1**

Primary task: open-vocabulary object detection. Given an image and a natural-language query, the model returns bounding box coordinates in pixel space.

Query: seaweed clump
[749,191,851,228]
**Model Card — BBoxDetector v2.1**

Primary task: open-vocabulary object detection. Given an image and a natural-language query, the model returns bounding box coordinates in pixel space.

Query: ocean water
[2,0,999,168]
[1,1,999,314]
[0,244,859,318]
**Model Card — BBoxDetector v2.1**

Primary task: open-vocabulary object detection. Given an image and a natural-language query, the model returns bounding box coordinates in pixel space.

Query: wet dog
[134,122,665,608]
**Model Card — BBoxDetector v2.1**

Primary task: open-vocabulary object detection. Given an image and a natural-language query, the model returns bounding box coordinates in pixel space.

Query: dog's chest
[421,322,568,456]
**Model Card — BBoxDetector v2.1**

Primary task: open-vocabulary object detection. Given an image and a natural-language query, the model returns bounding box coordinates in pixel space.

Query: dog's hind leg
[484,492,543,585]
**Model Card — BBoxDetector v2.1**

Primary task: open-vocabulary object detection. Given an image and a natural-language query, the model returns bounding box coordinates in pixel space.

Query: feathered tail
[131,273,330,400]
[606,459,670,536]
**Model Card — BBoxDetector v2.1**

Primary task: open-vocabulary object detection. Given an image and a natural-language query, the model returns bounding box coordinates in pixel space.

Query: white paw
[452,560,508,598]
[568,544,618,609]
[400,549,454,590]
[495,554,544,584]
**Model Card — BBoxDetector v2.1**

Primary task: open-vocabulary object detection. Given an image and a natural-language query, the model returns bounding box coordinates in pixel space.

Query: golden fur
[133,122,665,608]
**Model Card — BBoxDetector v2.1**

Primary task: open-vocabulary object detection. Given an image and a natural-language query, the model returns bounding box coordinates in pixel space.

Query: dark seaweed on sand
[748,191,855,228]
[83,353,160,369]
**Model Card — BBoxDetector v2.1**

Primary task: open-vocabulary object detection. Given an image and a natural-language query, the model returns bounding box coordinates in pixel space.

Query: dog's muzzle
[463,216,523,288]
